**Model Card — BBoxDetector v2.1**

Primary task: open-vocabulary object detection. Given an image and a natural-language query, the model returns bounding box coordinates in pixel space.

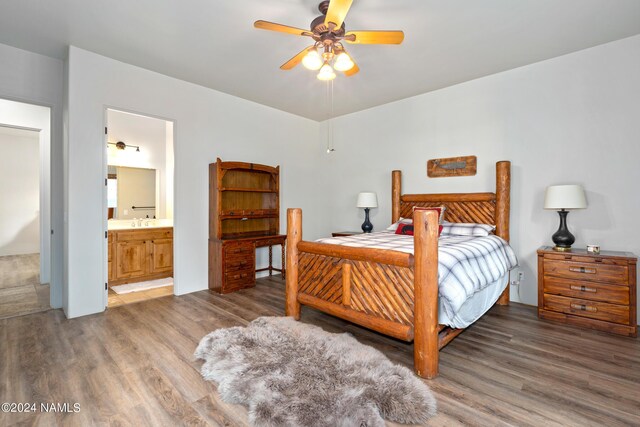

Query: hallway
[0,253,50,319]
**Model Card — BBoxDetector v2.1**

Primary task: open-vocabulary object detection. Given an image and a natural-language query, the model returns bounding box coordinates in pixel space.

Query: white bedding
[316,230,518,325]
[438,273,508,328]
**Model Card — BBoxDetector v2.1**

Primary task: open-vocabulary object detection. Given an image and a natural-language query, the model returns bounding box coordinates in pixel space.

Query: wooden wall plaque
[427,156,477,178]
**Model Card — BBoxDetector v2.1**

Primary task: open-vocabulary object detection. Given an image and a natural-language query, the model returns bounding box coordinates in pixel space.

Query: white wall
[322,35,640,321]
[107,109,172,219]
[65,46,324,318]
[0,129,40,256]
[0,42,64,307]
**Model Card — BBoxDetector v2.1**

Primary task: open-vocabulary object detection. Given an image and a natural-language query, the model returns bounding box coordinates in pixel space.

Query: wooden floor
[1,276,638,426]
[108,285,174,307]
[0,253,50,320]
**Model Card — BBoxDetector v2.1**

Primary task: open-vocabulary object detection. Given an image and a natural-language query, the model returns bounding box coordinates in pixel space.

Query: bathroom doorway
[0,99,52,319]
[104,108,175,307]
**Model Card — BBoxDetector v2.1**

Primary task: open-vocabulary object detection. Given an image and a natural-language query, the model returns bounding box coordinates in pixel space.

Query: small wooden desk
[209,234,286,294]
[255,234,286,277]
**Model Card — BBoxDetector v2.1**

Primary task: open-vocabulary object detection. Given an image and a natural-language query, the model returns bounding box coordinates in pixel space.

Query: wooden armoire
[208,158,285,293]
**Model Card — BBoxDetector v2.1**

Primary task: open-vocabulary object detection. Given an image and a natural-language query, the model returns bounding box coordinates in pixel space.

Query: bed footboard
[286,208,441,378]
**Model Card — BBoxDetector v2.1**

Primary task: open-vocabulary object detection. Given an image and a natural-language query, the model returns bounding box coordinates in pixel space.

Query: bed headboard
[391,161,510,241]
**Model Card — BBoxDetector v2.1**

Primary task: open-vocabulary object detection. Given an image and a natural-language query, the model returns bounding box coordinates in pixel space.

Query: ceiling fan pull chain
[326,80,335,153]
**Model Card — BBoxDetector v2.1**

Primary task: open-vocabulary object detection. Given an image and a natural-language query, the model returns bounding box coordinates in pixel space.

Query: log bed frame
[285,161,511,378]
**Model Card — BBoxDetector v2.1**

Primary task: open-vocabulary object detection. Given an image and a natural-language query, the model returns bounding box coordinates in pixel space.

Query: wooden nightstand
[331,231,362,237]
[537,246,637,337]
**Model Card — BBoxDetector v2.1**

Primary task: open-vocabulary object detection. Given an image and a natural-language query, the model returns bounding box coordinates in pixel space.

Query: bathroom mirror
[107,166,157,220]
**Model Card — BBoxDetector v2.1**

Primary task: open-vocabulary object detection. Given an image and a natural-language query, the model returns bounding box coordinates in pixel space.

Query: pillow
[386,206,446,232]
[395,222,443,236]
[386,217,412,232]
[440,221,495,237]
[413,206,446,224]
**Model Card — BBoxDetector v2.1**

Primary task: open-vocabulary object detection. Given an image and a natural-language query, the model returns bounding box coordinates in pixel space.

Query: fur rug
[194,317,436,426]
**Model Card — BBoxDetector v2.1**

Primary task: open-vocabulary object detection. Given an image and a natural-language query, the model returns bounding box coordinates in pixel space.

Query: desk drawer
[225,258,253,272]
[543,259,628,285]
[543,294,630,325]
[224,242,254,258]
[224,269,254,290]
[543,276,629,305]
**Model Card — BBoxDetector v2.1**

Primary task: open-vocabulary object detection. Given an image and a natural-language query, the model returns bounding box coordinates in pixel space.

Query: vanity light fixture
[108,141,140,152]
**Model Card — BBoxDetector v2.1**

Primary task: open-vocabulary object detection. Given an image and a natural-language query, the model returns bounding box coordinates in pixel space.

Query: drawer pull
[241,217,249,221]
[569,267,596,274]
[570,303,597,313]
[569,285,596,293]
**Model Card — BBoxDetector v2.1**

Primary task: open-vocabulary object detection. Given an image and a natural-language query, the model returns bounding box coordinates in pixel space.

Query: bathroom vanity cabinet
[108,227,173,286]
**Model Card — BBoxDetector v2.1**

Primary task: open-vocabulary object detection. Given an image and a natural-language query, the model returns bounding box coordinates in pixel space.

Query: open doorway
[0,99,51,319]
[104,108,175,307]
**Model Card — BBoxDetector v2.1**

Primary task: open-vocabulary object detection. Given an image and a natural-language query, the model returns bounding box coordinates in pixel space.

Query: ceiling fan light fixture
[302,49,323,70]
[333,52,354,71]
[317,63,336,81]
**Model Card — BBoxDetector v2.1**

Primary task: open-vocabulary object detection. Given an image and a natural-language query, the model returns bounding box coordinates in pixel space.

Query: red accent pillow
[395,223,415,235]
[413,206,446,224]
[395,223,443,236]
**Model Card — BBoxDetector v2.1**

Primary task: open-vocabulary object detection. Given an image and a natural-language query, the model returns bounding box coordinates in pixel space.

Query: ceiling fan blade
[324,0,354,30]
[254,20,312,37]
[280,46,314,70]
[345,30,404,44]
[344,62,359,77]
[341,50,359,77]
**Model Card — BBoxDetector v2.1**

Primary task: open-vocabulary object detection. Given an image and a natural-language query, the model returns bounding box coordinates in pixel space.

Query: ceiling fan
[254,0,404,80]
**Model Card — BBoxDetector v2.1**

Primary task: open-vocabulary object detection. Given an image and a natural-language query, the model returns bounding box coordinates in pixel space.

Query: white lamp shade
[544,185,587,210]
[356,192,378,208]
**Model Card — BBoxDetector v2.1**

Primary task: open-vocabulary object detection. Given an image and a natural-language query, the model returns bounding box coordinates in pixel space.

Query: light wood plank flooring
[0,253,50,319]
[108,285,174,307]
[1,276,638,426]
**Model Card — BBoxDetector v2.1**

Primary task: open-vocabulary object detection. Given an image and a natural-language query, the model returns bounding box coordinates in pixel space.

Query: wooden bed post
[413,209,440,379]
[495,161,511,305]
[392,170,401,223]
[286,208,302,319]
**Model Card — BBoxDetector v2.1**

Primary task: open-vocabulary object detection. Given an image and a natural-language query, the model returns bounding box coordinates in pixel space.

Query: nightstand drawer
[543,276,629,305]
[543,294,630,325]
[543,259,628,285]
[544,253,628,266]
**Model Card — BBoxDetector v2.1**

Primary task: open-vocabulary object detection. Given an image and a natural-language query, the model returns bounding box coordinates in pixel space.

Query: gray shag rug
[194,316,437,426]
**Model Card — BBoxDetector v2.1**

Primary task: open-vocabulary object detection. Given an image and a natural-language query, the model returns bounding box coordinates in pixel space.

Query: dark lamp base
[551,209,575,251]
[361,208,373,233]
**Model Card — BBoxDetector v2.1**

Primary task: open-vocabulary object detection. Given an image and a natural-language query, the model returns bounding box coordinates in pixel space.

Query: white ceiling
[1,0,639,121]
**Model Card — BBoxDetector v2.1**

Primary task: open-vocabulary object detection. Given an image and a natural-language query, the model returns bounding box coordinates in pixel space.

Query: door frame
[0,97,53,301]
[102,106,176,307]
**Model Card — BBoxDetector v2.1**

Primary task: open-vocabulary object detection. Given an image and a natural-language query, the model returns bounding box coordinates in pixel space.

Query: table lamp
[544,184,587,251]
[356,192,378,233]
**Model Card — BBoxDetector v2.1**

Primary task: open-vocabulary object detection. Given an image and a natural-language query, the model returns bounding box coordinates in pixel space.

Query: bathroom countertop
[108,219,173,231]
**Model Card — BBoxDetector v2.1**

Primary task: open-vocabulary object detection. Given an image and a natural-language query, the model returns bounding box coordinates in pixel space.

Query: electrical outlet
[511,270,524,286]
